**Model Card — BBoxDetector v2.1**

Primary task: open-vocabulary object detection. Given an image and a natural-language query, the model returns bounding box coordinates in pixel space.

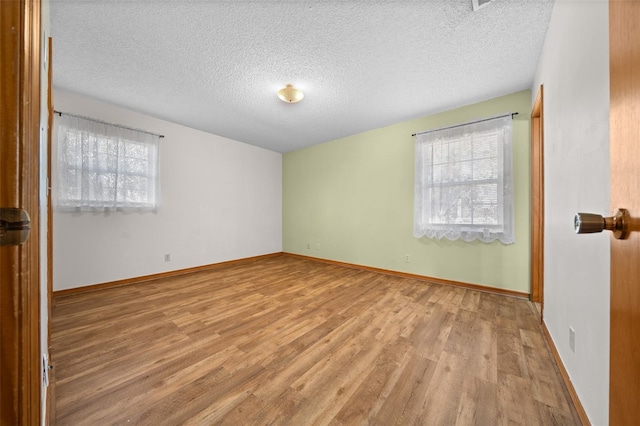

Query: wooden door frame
[531,85,544,309]
[0,0,42,424]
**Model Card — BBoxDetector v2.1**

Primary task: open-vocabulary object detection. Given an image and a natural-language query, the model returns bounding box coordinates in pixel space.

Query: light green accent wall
[283,90,532,293]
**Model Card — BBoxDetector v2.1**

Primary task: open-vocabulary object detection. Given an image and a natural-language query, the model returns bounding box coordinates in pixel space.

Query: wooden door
[609,0,640,424]
[0,0,42,424]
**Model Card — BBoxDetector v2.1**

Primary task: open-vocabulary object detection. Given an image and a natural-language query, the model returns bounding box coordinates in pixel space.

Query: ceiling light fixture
[472,0,496,11]
[277,84,304,103]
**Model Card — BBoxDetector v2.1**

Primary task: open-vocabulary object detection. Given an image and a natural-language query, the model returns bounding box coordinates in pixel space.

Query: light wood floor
[51,255,580,425]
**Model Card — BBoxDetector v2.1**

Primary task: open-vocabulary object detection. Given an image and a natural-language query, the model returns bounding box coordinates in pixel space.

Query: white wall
[53,91,282,291]
[532,1,610,424]
[40,0,51,422]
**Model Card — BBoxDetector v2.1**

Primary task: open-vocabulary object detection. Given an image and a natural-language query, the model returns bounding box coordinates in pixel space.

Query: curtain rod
[411,112,518,137]
[53,110,165,138]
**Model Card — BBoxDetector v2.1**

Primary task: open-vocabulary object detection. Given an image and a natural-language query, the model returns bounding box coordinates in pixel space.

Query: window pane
[449,138,472,161]
[473,134,497,159]
[473,204,498,225]
[473,157,497,180]
[414,116,514,243]
[473,183,498,204]
[451,160,473,182]
[56,115,159,210]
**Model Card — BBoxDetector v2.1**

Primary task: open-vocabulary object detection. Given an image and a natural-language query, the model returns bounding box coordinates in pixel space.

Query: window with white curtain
[413,115,514,244]
[55,114,160,212]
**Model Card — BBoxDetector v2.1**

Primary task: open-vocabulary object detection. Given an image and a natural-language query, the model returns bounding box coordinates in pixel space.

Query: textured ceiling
[50,0,555,153]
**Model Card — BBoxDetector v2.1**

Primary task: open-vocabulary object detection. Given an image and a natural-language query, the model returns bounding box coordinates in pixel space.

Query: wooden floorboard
[51,255,580,425]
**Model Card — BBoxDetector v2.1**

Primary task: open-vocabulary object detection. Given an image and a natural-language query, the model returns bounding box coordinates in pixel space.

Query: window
[413,115,514,244]
[55,114,160,211]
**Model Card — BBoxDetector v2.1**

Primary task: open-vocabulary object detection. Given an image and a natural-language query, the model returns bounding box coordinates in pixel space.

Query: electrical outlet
[569,326,576,353]
[164,254,171,262]
[404,254,410,263]
[306,242,311,249]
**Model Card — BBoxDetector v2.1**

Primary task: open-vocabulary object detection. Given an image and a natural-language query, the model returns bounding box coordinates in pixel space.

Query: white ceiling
[50,0,555,153]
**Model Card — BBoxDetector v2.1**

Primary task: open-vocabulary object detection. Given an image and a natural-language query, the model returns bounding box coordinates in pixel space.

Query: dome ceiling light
[277,84,304,103]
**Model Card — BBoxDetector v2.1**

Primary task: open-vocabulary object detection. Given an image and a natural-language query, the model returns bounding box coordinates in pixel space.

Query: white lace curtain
[55,114,160,212]
[413,115,514,244]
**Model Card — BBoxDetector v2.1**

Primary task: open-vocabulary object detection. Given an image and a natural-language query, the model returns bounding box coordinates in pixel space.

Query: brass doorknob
[0,207,31,246]
[574,208,630,240]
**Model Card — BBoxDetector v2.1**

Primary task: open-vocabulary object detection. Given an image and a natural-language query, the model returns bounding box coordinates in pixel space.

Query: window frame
[55,114,160,212]
[413,115,514,244]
